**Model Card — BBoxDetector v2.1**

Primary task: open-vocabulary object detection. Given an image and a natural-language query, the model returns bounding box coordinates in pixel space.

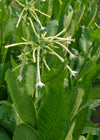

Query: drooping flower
[17,75,22,82]
[67,65,77,77]
[35,81,45,88]
[35,50,45,88]
[55,42,75,60]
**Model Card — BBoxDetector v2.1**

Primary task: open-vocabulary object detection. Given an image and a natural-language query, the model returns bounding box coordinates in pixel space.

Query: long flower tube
[16,8,25,28]
[49,28,66,41]
[17,64,23,82]
[44,45,64,62]
[5,42,32,48]
[31,12,45,30]
[35,49,45,88]
[55,42,75,59]
[28,17,40,38]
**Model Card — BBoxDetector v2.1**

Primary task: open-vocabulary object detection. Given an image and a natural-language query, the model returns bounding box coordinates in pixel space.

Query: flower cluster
[5,0,77,92]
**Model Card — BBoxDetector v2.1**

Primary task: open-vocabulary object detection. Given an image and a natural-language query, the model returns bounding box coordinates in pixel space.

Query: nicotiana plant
[5,14,76,91]
[0,0,100,140]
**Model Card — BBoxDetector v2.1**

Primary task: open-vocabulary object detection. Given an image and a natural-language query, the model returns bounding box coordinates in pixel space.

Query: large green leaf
[5,69,36,128]
[0,127,11,140]
[13,124,41,140]
[38,82,70,140]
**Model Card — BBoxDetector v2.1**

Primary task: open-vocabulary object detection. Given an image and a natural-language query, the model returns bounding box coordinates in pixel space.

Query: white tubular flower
[16,8,25,28]
[67,65,77,77]
[35,50,45,88]
[17,75,22,82]
[56,36,71,41]
[17,54,22,61]
[55,36,75,44]
[55,42,75,59]
[35,81,45,88]
[17,64,23,82]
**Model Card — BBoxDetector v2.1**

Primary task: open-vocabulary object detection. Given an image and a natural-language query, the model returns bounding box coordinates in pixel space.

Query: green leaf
[59,11,73,32]
[24,65,36,97]
[71,87,85,119]
[52,0,61,20]
[38,82,70,140]
[72,107,88,140]
[38,0,53,24]
[16,20,30,42]
[82,6,97,27]
[0,127,11,140]
[5,69,36,128]
[76,5,85,24]
[0,103,21,133]
[61,0,72,13]
[0,100,12,117]
[91,41,100,57]
[13,124,41,140]
[46,20,59,37]
[83,127,100,136]
[79,27,92,55]
[3,18,17,39]
[89,88,100,99]
[0,62,9,87]
[91,29,100,40]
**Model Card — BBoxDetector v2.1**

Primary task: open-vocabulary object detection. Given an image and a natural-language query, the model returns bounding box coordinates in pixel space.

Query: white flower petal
[66,36,71,40]
[17,75,22,82]
[35,81,45,88]
[70,70,77,77]
[40,26,45,30]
